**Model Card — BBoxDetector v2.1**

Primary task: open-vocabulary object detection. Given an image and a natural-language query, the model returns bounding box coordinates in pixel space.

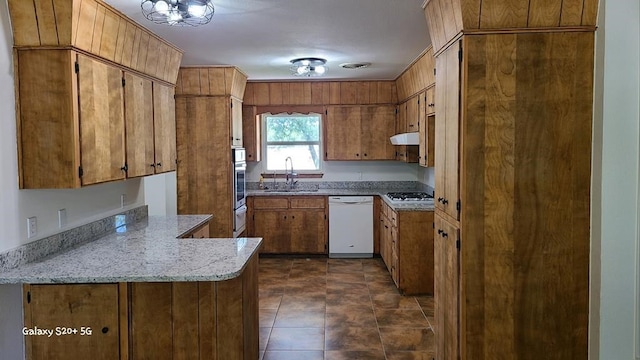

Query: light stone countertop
[247,188,435,211]
[0,215,262,284]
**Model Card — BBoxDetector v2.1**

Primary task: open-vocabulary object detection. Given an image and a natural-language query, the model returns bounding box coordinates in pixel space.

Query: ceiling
[103,0,432,81]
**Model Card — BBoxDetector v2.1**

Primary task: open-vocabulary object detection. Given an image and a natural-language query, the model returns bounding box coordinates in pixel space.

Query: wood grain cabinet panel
[242,105,261,162]
[325,105,395,161]
[124,72,155,178]
[152,83,177,174]
[379,202,434,295]
[15,49,176,188]
[248,196,328,254]
[23,284,121,360]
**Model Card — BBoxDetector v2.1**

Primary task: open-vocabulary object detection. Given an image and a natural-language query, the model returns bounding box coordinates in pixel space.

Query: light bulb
[188,4,207,18]
[300,59,310,66]
[154,0,169,15]
[314,65,326,75]
[168,10,183,22]
[297,66,309,75]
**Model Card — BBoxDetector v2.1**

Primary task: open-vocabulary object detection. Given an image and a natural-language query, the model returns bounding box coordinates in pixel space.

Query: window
[262,113,322,172]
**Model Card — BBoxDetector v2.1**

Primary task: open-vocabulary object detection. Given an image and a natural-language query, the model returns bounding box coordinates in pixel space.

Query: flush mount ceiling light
[290,58,327,77]
[141,0,214,27]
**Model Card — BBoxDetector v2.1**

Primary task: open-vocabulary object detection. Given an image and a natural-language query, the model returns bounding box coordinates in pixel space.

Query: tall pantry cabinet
[425,0,598,359]
[174,67,247,237]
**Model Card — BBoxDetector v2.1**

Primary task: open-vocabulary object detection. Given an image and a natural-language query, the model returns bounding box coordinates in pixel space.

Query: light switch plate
[58,209,67,228]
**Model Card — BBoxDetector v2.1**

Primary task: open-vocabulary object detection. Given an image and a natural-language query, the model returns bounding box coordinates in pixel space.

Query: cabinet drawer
[182,222,210,238]
[253,197,289,209]
[290,197,325,209]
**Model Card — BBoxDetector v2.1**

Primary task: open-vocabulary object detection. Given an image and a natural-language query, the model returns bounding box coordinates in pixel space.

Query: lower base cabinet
[248,196,328,254]
[380,202,434,295]
[22,254,259,360]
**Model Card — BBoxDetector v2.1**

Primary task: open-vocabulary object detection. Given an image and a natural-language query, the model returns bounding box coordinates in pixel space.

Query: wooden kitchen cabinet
[419,113,435,168]
[180,221,211,239]
[404,94,421,132]
[15,49,176,188]
[434,42,461,221]
[152,83,177,174]
[425,86,435,116]
[242,105,261,162]
[434,214,460,360]
[429,32,594,359]
[248,196,327,254]
[23,283,122,360]
[232,97,243,147]
[325,105,395,161]
[379,201,434,295]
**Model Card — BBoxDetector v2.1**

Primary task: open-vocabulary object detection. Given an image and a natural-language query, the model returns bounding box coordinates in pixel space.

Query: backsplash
[0,206,148,272]
[247,181,433,194]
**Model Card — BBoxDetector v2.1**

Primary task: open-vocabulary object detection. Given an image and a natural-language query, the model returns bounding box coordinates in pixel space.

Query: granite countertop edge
[0,215,263,284]
[247,188,435,211]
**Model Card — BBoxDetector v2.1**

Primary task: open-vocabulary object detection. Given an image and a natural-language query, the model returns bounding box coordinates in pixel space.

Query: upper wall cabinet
[7,0,183,83]
[15,50,176,188]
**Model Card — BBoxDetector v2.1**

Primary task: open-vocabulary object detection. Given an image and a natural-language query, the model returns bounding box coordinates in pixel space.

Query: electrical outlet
[27,217,37,238]
[120,194,126,208]
[58,209,67,228]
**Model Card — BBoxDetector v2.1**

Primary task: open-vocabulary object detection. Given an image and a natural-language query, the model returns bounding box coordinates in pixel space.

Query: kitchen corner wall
[0,3,143,358]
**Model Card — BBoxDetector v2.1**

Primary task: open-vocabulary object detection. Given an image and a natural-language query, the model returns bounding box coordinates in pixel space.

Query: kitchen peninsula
[0,212,262,360]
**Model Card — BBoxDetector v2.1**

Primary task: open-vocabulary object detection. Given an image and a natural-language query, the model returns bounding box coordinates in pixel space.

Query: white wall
[593,0,640,359]
[143,173,177,216]
[247,160,424,183]
[0,3,145,359]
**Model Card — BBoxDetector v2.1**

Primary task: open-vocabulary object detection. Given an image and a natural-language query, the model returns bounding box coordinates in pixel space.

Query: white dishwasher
[328,196,374,258]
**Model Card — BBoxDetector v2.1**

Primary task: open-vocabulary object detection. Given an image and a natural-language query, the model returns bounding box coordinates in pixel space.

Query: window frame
[260,112,324,174]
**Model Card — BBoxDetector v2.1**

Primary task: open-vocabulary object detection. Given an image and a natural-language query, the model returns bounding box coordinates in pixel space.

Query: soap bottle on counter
[259,175,264,189]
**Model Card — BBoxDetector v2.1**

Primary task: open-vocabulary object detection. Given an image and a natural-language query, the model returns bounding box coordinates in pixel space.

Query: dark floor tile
[378,327,434,351]
[326,292,372,307]
[384,351,435,360]
[374,309,429,328]
[367,280,401,294]
[260,327,272,351]
[260,293,283,310]
[263,350,324,360]
[327,281,369,293]
[324,350,386,360]
[327,272,366,284]
[267,328,325,351]
[274,307,325,328]
[260,308,278,328]
[364,272,394,283]
[327,259,364,273]
[260,282,287,294]
[280,295,326,310]
[415,296,435,316]
[325,326,383,351]
[285,281,327,295]
[371,293,421,310]
[326,306,377,328]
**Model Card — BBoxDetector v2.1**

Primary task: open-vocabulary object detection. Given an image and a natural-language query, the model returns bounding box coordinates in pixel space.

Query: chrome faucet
[284,157,297,188]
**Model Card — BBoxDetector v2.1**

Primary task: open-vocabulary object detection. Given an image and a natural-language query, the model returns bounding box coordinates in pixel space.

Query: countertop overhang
[0,215,262,284]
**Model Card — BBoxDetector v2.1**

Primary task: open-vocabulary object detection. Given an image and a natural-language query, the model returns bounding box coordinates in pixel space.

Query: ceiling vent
[339,62,371,69]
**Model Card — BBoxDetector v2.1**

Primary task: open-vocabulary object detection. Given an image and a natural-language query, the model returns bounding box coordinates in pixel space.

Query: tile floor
[259,256,435,360]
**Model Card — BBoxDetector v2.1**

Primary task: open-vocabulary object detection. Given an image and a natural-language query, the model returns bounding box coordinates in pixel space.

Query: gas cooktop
[385,192,434,202]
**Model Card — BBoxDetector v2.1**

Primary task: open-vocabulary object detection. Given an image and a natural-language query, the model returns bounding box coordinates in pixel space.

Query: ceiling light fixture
[141,0,215,27]
[290,58,327,77]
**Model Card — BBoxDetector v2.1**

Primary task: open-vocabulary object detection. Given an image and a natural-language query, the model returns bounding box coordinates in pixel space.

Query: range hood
[390,132,420,145]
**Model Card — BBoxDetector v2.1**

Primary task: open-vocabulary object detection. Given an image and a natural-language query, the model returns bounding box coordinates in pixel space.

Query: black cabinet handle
[437,197,444,203]
[150,164,156,168]
[437,229,443,235]
[101,327,109,334]
[442,232,448,238]
[384,225,389,229]
[156,162,162,167]
[291,215,295,219]
[442,199,449,205]
[363,153,367,157]
[120,164,128,172]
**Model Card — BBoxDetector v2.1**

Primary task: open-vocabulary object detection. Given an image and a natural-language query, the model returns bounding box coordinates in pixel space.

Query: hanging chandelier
[290,58,328,77]
[141,0,215,27]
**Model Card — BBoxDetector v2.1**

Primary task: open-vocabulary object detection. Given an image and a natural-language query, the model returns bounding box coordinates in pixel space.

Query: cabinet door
[361,105,395,160]
[124,72,155,178]
[153,83,177,173]
[426,87,436,116]
[420,113,436,168]
[231,97,243,147]
[325,106,362,160]
[434,214,460,360]
[405,95,419,132]
[77,54,125,185]
[242,105,261,162]
[289,209,327,253]
[24,284,120,360]
[435,41,461,220]
[396,102,407,134]
[253,210,290,253]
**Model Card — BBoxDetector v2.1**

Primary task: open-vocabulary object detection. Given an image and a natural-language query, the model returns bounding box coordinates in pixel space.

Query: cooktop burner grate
[386,192,434,201]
